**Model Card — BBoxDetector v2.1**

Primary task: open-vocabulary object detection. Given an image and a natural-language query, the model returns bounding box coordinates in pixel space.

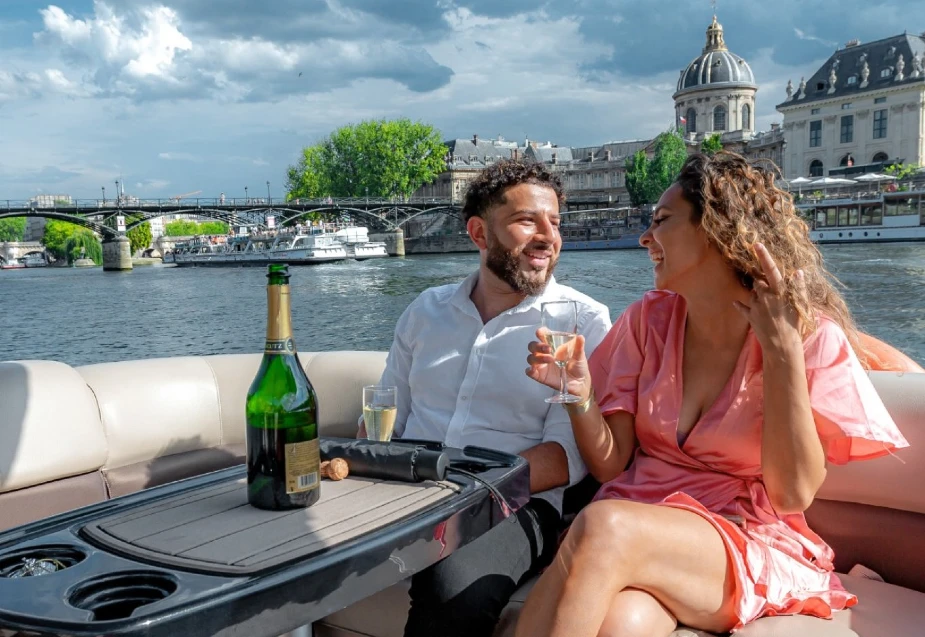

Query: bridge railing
[0,196,460,211]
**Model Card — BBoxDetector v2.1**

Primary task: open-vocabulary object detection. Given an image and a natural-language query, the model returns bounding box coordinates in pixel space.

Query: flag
[679,116,687,124]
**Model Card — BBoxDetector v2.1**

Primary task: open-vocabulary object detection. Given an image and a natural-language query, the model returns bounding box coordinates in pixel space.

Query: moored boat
[797,188,925,244]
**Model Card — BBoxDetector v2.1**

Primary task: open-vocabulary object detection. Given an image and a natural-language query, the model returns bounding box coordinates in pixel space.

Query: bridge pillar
[383,228,405,257]
[102,236,133,271]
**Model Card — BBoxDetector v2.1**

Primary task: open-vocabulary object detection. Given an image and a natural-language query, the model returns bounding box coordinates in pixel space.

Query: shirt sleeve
[374,305,415,438]
[588,300,646,417]
[805,318,911,465]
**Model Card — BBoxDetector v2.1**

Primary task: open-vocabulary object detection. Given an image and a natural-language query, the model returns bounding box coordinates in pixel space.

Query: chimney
[771,122,780,131]
[512,148,519,160]
[605,150,612,161]
[551,152,558,164]
[473,134,479,145]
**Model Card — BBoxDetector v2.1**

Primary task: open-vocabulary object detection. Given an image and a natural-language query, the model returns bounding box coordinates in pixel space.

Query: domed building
[674,15,758,140]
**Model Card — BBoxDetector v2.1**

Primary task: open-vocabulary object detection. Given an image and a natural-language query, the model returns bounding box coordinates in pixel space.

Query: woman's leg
[513,499,738,637]
[598,589,677,637]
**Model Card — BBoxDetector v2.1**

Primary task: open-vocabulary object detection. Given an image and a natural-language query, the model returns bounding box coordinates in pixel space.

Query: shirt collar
[450,271,561,319]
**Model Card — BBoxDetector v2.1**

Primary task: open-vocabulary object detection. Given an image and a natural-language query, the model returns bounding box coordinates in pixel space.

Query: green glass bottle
[246,264,321,510]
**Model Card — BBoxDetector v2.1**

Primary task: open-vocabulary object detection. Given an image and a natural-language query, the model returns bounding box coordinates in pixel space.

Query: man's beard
[485,229,557,296]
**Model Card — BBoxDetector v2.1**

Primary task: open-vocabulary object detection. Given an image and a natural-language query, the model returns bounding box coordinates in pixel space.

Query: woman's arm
[760,341,827,514]
[527,333,637,484]
[566,393,636,484]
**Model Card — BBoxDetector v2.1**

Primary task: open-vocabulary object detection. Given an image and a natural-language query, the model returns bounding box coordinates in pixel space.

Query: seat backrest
[0,351,389,528]
[806,371,925,593]
[0,361,109,531]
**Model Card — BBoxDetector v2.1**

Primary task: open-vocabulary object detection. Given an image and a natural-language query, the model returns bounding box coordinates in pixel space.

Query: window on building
[840,115,854,143]
[874,96,887,104]
[809,160,824,177]
[742,104,751,130]
[848,76,858,85]
[713,105,727,131]
[809,120,822,147]
[872,151,889,163]
[840,154,855,167]
[811,108,821,114]
[873,109,888,139]
[881,68,892,78]
[685,108,697,135]
[816,82,826,91]
[841,103,853,110]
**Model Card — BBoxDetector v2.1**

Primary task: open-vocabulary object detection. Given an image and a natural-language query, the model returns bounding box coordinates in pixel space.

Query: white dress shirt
[378,272,612,513]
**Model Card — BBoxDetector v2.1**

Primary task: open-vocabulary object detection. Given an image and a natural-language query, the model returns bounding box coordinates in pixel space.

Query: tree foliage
[0,217,26,242]
[624,129,689,206]
[700,133,724,156]
[41,220,102,265]
[164,220,228,237]
[884,163,920,180]
[286,118,447,200]
[126,214,152,254]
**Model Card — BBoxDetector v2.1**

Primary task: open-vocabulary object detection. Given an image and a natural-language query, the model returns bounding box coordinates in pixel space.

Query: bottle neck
[265,283,295,354]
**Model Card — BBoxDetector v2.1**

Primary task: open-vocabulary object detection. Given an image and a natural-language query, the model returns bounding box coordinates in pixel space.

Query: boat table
[0,439,529,637]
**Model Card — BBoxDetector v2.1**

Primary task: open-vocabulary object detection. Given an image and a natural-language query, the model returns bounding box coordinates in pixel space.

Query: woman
[517,152,910,637]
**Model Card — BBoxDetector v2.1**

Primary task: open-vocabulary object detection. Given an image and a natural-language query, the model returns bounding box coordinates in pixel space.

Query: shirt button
[461,395,469,401]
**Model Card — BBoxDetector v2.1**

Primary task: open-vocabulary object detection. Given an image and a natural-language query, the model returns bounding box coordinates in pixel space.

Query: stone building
[413,14,785,206]
[776,33,925,179]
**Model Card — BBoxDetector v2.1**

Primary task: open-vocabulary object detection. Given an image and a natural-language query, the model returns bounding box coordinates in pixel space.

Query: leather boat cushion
[79,357,225,469]
[0,361,108,493]
[0,472,108,532]
[102,444,246,498]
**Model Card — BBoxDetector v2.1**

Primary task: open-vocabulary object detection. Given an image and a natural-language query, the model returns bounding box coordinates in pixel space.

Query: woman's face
[639,183,718,293]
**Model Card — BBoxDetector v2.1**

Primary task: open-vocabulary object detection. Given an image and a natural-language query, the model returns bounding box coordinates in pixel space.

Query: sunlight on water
[2,244,923,366]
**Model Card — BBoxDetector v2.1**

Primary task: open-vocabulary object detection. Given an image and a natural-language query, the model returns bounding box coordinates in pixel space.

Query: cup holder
[0,545,86,578]
[68,571,178,621]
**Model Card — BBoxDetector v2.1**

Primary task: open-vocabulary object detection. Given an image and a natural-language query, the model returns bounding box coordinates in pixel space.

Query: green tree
[126,214,152,254]
[0,217,26,242]
[165,220,228,236]
[645,129,689,202]
[700,133,724,156]
[41,220,102,265]
[624,150,650,207]
[286,118,447,200]
[625,129,689,205]
[884,163,920,180]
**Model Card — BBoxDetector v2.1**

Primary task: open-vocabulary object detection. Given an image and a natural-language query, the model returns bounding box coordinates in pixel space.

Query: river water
[2,244,924,367]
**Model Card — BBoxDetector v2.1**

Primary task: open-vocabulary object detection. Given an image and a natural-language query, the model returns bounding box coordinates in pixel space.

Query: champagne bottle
[246,264,321,510]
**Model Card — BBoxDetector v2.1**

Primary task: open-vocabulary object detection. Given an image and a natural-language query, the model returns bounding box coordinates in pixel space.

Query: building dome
[675,16,756,96]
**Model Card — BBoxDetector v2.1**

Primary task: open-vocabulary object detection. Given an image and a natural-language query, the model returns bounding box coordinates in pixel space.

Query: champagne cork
[320,458,349,481]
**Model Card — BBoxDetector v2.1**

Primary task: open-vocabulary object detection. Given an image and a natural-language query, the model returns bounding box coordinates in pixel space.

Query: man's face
[482,183,562,296]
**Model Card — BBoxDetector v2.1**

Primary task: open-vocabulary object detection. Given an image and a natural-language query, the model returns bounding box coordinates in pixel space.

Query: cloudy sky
[1,0,920,199]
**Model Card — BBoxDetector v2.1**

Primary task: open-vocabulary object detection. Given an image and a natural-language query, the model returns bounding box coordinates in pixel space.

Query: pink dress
[588,291,910,629]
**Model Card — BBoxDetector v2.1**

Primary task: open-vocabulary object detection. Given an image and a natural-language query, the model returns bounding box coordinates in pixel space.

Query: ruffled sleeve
[805,318,911,464]
[588,298,647,417]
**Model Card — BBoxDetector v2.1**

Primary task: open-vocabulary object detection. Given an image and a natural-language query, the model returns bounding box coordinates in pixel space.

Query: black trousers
[404,497,561,637]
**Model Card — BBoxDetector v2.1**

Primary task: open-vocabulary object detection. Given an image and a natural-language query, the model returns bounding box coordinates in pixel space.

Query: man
[363,159,612,636]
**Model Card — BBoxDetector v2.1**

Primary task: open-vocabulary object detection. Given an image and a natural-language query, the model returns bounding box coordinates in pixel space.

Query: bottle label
[265,338,295,355]
[285,438,321,494]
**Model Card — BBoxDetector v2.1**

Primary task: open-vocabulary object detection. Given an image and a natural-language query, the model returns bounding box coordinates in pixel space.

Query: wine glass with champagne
[363,385,398,442]
[540,300,581,404]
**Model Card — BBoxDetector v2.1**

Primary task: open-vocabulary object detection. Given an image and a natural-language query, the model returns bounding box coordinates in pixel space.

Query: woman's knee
[567,500,640,559]
[598,589,677,637]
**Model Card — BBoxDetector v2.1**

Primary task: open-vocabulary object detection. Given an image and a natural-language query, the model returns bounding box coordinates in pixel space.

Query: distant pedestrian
[220,192,225,204]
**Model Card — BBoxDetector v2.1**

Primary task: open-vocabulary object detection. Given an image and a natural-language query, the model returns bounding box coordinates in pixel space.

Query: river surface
[2,244,924,367]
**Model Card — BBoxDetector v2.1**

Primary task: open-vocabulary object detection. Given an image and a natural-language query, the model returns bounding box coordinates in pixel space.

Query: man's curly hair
[462,159,565,222]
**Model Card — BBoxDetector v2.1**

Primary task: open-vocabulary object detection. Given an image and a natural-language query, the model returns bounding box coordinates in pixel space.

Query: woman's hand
[733,242,806,357]
[526,327,593,400]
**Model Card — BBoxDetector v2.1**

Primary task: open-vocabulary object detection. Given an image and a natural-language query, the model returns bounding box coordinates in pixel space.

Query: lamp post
[244,186,248,204]
[115,180,119,204]
[266,181,271,204]
[102,186,106,205]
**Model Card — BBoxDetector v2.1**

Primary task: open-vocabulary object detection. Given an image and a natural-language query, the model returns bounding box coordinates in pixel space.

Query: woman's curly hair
[675,151,866,363]
[462,158,565,222]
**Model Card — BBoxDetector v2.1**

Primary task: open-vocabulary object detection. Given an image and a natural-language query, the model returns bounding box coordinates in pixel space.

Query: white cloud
[793,28,838,49]
[158,152,200,161]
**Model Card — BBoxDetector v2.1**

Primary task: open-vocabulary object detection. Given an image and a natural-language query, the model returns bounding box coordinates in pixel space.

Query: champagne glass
[541,300,582,404]
[363,385,398,441]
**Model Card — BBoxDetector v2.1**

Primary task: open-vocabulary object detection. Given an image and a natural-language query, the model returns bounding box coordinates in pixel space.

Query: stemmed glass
[540,300,581,404]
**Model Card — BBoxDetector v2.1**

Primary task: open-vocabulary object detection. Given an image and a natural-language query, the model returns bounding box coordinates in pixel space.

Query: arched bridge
[0,197,465,237]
